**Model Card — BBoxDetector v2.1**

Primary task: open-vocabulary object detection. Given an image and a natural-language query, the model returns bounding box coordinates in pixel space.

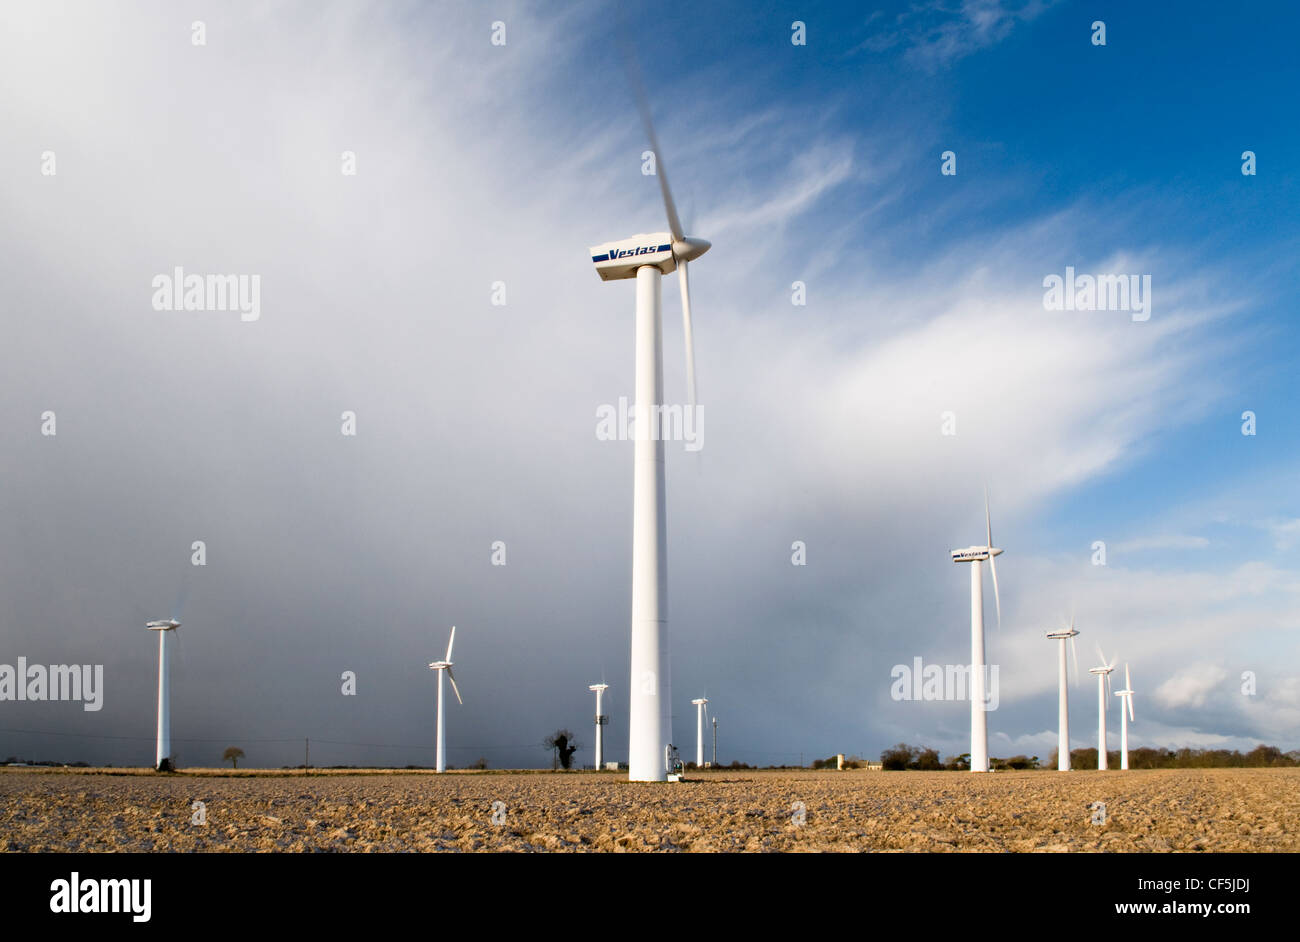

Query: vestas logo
[592,244,672,263]
[951,549,989,562]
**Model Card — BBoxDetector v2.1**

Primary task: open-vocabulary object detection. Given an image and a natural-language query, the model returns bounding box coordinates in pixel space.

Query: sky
[0,0,1297,769]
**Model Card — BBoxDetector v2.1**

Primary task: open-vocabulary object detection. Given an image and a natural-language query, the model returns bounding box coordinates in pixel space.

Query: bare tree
[543,730,580,770]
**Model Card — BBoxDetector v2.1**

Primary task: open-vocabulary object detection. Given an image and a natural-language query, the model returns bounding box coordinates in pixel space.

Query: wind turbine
[590,71,710,782]
[145,618,180,771]
[691,697,709,768]
[1114,663,1135,770]
[1045,619,1080,771]
[428,626,462,774]
[950,491,1003,773]
[589,683,610,770]
[1089,645,1117,770]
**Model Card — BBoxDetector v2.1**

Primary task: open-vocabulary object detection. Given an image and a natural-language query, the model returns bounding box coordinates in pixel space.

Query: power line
[0,727,542,752]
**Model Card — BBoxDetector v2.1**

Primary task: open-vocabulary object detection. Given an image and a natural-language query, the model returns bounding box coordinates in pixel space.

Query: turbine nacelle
[146,619,180,631]
[590,232,711,282]
[950,546,1003,562]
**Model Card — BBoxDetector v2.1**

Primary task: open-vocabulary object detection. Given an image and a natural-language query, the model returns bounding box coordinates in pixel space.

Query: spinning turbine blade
[985,489,1001,628]
[989,552,1001,629]
[985,487,992,549]
[171,582,190,622]
[445,626,455,663]
[446,667,463,705]
[1069,633,1080,687]
[679,258,698,410]
[1127,664,1135,721]
[631,80,683,243]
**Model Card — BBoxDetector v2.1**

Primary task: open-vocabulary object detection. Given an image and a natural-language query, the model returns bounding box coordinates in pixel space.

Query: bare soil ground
[1,767,1296,852]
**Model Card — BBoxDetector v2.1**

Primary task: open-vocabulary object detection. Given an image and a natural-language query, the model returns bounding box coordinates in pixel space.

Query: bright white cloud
[1155,664,1229,709]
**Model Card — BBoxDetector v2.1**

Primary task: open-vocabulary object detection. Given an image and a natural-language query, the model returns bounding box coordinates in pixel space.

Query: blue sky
[0,0,1297,768]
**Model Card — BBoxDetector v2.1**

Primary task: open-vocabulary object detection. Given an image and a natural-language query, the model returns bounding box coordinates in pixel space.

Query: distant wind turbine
[428,627,462,773]
[589,683,610,770]
[950,490,1004,773]
[145,618,181,772]
[1045,619,1080,771]
[691,697,709,768]
[1114,663,1135,770]
[1089,645,1117,770]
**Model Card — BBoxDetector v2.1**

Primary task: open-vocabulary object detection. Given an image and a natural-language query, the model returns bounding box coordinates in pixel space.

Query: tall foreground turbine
[950,493,1003,773]
[590,87,710,782]
[146,618,180,771]
[1045,621,1080,771]
[691,697,708,768]
[1089,646,1117,770]
[428,627,463,774]
[1114,664,1135,770]
[589,683,609,770]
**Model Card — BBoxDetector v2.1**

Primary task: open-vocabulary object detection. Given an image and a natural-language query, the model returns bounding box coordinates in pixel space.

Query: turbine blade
[446,667,463,705]
[985,489,1000,628]
[1069,634,1080,687]
[171,580,190,622]
[985,487,992,550]
[679,259,698,410]
[1128,693,1135,723]
[1125,663,1131,689]
[626,57,683,242]
[445,626,455,663]
[989,550,1002,630]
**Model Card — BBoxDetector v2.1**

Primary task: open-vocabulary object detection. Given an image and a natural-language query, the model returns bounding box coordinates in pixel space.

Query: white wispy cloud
[1113,535,1210,552]
[853,0,1061,69]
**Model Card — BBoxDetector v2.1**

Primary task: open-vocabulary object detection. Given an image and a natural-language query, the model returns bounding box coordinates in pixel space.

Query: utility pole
[712,717,717,767]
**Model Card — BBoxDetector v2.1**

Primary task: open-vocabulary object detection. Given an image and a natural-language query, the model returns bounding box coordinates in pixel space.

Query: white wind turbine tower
[428,627,463,774]
[1114,663,1135,770]
[691,697,709,768]
[1045,619,1080,771]
[1089,645,1117,770]
[589,70,711,782]
[589,683,610,770]
[146,618,180,771]
[950,491,1003,773]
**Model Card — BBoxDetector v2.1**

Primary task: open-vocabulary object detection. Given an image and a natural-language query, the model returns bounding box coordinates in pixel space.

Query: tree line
[877,742,1299,771]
